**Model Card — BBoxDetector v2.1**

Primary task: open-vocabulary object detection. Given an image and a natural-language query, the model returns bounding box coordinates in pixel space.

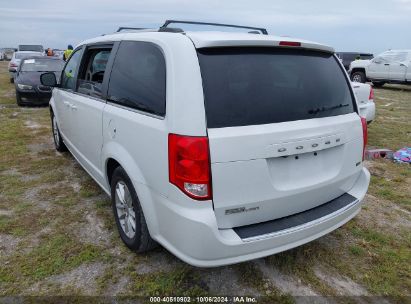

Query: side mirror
[40,72,58,87]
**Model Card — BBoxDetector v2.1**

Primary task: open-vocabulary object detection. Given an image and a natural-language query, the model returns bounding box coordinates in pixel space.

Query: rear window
[19,45,43,52]
[21,59,64,72]
[16,52,41,59]
[342,53,357,61]
[360,54,373,60]
[198,48,355,128]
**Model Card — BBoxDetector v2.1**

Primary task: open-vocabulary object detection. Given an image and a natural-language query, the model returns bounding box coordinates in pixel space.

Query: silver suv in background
[40,21,370,267]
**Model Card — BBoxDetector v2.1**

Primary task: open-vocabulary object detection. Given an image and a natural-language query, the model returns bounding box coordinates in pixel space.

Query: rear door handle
[384,63,390,66]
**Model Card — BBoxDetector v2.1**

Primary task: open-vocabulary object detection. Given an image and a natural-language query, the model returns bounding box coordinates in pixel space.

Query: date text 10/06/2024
[149,296,258,303]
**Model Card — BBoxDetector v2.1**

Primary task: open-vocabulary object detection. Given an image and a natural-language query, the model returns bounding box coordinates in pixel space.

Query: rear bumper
[359,101,375,123]
[148,167,370,267]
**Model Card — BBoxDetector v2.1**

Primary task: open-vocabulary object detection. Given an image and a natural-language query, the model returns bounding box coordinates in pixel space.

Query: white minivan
[41,21,370,267]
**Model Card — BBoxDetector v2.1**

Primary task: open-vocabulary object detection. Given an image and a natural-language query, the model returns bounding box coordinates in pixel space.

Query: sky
[1,0,411,55]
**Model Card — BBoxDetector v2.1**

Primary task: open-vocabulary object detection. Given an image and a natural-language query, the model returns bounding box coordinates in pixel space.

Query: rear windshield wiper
[308,103,349,115]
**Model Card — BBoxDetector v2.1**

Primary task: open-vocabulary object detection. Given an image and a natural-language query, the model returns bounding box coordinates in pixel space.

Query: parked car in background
[352,82,375,124]
[41,21,370,267]
[53,49,65,60]
[0,48,16,61]
[336,52,373,70]
[8,51,44,83]
[349,50,411,86]
[18,44,44,53]
[15,56,64,106]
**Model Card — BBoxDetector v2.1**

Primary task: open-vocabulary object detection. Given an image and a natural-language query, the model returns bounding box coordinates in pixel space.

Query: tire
[111,166,157,253]
[372,82,385,88]
[351,71,366,83]
[51,112,67,152]
[15,90,23,106]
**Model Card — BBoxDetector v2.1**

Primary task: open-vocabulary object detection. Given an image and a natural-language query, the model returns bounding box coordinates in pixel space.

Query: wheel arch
[106,158,121,187]
[351,67,366,75]
[102,144,160,237]
[49,96,57,118]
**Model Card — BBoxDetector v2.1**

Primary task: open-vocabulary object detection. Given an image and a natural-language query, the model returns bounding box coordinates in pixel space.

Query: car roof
[185,31,334,52]
[21,56,62,61]
[78,31,334,53]
[337,52,373,55]
[383,49,411,52]
[15,51,43,54]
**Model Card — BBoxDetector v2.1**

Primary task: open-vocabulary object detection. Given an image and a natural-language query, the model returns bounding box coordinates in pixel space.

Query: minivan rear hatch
[197,47,364,229]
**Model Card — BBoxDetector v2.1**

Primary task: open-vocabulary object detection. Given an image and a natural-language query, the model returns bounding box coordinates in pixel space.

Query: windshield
[19,45,43,52]
[15,52,41,59]
[21,59,65,72]
[198,48,355,128]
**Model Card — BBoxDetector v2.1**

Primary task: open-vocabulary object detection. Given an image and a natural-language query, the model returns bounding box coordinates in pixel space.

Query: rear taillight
[10,63,18,67]
[279,41,301,47]
[168,134,212,200]
[369,87,374,100]
[361,117,368,161]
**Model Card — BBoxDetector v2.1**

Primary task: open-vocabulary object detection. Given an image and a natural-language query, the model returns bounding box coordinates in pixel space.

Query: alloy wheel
[352,74,362,82]
[115,181,136,239]
[53,117,60,146]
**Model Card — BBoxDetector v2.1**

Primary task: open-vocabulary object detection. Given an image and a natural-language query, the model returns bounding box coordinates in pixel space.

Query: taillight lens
[168,134,212,200]
[369,87,374,100]
[10,63,18,67]
[361,117,368,161]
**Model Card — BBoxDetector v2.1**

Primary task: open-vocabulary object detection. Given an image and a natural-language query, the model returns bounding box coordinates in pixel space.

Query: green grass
[0,234,102,294]
[367,160,411,210]
[328,220,411,297]
[79,177,103,198]
[368,85,411,150]
[235,263,294,303]
[267,244,340,297]
[0,62,15,105]
[130,266,209,296]
[348,244,365,256]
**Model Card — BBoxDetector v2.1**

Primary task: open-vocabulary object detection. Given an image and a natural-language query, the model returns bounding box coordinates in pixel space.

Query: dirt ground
[0,61,410,303]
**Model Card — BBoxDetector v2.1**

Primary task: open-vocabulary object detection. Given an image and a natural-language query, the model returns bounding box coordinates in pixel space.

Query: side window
[393,52,407,62]
[107,41,166,116]
[78,48,112,98]
[61,50,82,90]
[379,52,395,63]
[346,54,357,61]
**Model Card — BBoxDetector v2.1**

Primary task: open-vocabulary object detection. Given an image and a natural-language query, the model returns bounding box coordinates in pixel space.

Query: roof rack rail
[160,20,268,35]
[158,27,184,33]
[116,26,184,34]
[117,27,148,32]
